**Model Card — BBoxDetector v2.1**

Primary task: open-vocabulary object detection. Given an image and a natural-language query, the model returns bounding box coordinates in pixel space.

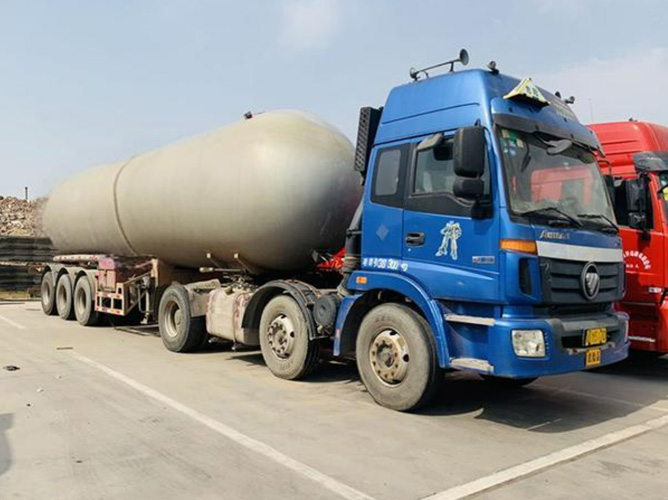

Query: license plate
[584,327,607,347]
[585,348,601,367]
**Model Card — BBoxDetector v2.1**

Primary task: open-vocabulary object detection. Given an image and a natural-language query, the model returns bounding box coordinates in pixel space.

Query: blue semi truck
[43,52,629,411]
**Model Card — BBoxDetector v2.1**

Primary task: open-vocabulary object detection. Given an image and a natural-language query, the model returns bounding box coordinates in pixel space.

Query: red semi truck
[590,121,668,354]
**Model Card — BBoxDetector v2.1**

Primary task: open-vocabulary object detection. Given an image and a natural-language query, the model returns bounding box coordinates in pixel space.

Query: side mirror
[625,178,645,212]
[453,126,486,178]
[453,178,484,199]
[626,177,650,237]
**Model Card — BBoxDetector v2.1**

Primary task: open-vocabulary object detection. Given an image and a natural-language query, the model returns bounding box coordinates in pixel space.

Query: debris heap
[0,196,46,237]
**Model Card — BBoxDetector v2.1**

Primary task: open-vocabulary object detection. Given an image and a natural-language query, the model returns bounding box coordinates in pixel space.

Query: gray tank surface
[43,110,362,273]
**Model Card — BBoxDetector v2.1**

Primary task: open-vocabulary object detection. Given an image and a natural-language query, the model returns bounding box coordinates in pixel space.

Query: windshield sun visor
[493,112,600,151]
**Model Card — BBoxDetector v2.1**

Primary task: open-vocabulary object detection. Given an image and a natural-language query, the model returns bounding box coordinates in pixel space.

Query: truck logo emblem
[436,221,462,260]
[539,230,569,240]
[581,262,601,301]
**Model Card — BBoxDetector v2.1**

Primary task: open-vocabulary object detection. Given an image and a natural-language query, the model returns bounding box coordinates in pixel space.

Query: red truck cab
[590,121,668,353]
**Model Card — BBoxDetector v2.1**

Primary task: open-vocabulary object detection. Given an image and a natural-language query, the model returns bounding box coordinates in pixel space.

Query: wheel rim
[75,284,87,317]
[164,299,183,339]
[267,314,296,360]
[369,329,410,386]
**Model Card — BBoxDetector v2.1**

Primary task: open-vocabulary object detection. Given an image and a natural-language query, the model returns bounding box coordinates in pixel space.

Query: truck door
[611,175,665,306]
[361,144,410,262]
[401,135,499,302]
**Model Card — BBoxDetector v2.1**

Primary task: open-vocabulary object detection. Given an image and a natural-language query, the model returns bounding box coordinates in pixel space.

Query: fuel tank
[43,110,361,273]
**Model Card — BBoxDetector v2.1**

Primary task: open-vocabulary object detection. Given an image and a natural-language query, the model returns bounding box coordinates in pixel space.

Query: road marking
[423,413,668,500]
[0,314,26,330]
[548,385,668,413]
[69,351,375,500]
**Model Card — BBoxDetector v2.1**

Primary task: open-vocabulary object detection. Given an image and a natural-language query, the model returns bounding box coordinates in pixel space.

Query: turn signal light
[500,239,537,255]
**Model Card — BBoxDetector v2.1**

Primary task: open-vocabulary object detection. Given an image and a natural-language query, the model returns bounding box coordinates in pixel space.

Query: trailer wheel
[40,272,57,316]
[356,304,441,411]
[56,274,75,320]
[158,284,206,353]
[73,277,100,327]
[479,375,537,387]
[259,295,320,380]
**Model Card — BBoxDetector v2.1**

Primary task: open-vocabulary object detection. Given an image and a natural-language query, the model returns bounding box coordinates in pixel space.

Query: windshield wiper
[518,207,583,228]
[577,213,619,234]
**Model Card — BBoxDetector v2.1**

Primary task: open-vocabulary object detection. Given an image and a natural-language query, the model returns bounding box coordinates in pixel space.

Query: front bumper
[448,310,629,378]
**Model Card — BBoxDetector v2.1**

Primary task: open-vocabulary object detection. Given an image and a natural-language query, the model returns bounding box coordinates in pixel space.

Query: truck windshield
[498,127,615,230]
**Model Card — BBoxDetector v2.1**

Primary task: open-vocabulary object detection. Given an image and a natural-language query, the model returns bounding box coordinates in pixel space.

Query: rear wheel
[73,276,100,327]
[259,295,320,380]
[40,272,57,315]
[479,375,537,387]
[56,274,75,320]
[356,304,441,411]
[158,284,206,352]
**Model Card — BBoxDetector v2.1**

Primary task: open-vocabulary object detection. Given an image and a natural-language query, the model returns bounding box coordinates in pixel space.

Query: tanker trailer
[39,110,362,372]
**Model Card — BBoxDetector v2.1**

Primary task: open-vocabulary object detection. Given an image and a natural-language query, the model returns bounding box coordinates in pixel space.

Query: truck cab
[335,66,629,409]
[589,121,668,353]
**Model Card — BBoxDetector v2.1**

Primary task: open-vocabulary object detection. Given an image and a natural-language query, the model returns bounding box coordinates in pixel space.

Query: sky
[0,0,667,198]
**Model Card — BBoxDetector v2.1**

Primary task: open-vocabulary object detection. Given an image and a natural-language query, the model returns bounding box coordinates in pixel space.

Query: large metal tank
[43,110,362,273]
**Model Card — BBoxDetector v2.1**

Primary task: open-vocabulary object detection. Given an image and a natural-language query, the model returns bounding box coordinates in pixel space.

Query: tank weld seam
[112,156,141,256]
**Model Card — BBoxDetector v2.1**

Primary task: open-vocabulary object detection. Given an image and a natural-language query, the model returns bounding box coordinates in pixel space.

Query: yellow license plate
[585,348,601,367]
[584,327,607,347]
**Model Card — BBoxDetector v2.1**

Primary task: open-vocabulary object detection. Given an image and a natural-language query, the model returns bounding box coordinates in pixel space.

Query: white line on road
[69,351,375,500]
[423,413,668,500]
[0,314,26,330]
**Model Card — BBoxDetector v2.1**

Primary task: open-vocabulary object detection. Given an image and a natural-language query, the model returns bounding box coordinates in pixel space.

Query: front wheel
[158,284,206,352]
[356,304,441,411]
[259,295,320,380]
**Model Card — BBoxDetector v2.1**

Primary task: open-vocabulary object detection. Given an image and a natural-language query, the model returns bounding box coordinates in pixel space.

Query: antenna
[409,49,470,81]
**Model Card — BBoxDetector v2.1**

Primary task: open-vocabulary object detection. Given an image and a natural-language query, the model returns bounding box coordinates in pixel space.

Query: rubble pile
[0,196,47,237]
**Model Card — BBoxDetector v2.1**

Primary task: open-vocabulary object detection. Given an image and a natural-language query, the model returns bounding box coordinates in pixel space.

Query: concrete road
[1,301,667,500]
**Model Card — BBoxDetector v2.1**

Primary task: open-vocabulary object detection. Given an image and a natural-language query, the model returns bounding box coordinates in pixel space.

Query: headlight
[512,329,546,357]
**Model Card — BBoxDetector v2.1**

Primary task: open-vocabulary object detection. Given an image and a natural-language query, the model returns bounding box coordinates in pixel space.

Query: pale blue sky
[1,0,667,198]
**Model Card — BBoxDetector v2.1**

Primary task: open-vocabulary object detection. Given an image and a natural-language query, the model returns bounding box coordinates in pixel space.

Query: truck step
[449,357,494,373]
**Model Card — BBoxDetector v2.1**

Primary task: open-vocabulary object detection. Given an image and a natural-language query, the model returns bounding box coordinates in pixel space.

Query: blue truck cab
[334,62,629,410]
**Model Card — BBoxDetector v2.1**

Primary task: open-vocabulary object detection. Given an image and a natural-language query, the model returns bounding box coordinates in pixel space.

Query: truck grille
[539,258,623,305]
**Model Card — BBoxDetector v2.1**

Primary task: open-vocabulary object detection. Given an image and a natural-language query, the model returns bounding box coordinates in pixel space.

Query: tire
[356,304,441,411]
[479,375,537,387]
[73,276,100,327]
[158,284,206,352]
[56,273,75,320]
[40,272,57,316]
[259,295,320,380]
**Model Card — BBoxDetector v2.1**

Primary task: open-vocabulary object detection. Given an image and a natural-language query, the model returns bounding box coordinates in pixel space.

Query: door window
[413,141,455,194]
[371,146,408,208]
[406,138,489,216]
